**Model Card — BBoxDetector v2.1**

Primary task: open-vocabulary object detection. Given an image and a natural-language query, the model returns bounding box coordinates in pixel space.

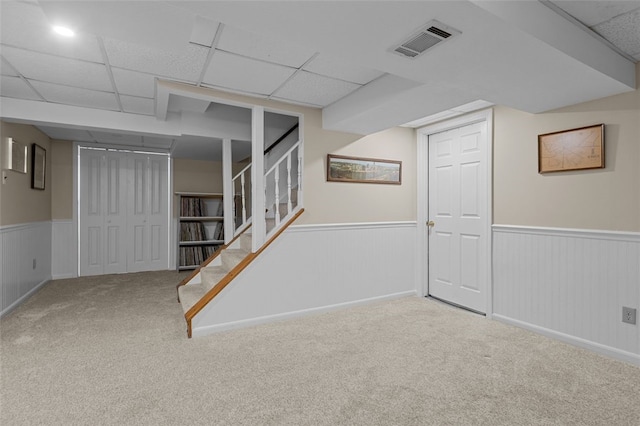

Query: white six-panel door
[127,153,168,273]
[79,148,168,276]
[80,149,128,276]
[428,121,488,313]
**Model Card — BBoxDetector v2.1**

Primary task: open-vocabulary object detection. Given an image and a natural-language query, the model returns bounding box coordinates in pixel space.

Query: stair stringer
[190,219,417,338]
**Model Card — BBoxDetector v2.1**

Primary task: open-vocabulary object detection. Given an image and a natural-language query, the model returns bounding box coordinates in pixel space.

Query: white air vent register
[393,20,461,58]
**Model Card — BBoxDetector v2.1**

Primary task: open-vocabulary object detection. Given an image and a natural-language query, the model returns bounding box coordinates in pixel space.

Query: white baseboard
[0,277,50,318]
[51,273,77,280]
[193,290,417,337]
[493,314,640,367]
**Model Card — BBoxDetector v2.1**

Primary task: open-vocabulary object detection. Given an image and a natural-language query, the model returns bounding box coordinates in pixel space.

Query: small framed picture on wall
[327,154,402,184]
[31,143,46,190]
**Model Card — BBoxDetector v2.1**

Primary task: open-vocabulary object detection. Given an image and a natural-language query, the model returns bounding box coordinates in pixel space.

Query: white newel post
[222,138,233,245]
[251,106,265,252]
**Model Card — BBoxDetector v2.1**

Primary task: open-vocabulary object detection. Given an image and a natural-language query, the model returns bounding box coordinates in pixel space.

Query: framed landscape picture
[327,154,402,185]
[538,124,604,173]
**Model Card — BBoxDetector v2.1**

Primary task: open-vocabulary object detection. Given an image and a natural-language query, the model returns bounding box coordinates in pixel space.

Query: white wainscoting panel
[1,222,52,317]
[52,220,77,279]
[493,225,640,365]
[193,222,418,336]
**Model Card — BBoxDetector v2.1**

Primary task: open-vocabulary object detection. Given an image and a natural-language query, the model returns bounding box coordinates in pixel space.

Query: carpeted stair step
[178,284,206,314]
[221,248,249,271]
[200,265,228,292]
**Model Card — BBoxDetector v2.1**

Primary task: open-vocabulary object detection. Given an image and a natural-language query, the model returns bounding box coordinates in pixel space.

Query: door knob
[427,220,435,227]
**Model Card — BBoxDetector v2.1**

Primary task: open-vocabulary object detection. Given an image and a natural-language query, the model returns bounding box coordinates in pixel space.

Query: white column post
[286,154,292,213]
[251,106,265,252]
[297,141,304,208]
[222,138,233,245]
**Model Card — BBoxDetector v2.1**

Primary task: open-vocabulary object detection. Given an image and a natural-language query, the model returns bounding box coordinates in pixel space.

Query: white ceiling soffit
[470,0,635,87]
[34,123,173,150]
[170,135,251,162]
[167,95,211,114]
[402,100,495,128]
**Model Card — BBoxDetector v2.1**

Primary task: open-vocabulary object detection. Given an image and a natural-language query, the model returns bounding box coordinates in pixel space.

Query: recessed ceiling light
[52,25,75,37]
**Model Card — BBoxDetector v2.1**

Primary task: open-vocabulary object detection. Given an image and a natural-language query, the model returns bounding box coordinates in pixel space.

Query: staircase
[178,129,303,338]
[177,231,252,318]
[177,209,304,337]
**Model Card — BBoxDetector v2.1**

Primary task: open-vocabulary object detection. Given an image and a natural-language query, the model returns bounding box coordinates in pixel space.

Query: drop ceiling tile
[37,125,94,142]
[273,71,361,107]
[303,55,384,84]
[89,130,143,146]
[592,8,640,58]
[550,1,640,26]
[111,68,156,98]
[0,1,103,62]
[1,57,19,77]
[29,80,119,111]
[191,16,219,47]
[1,46,112,91]
[120,95,154,116]
[40,1,195,51]
[0,75,42,100]
[202,51,296,95]
[103,38,209,82]
[217,25,315,68]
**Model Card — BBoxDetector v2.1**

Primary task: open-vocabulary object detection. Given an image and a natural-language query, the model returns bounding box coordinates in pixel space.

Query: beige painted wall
[162,82,418,225]
[51,140,73,220]
[0,121,52,226]
[174,158,223,194]
[493,63,640,232]
[301,124,416,224]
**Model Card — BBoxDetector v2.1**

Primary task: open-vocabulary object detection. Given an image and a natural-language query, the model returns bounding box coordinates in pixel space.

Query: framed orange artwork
[538,124,604,173]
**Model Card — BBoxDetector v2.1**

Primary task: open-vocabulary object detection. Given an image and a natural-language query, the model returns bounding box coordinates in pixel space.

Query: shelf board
[178,265,198,270]
[175,192,223,198]
[179,216,223,221]
[179,240,224,246]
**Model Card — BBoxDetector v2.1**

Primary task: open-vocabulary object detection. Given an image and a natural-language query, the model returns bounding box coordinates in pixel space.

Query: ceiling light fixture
[52,25,75,37]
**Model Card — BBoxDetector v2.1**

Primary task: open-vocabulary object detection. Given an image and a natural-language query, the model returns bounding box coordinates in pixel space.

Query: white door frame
[416,109,493,317]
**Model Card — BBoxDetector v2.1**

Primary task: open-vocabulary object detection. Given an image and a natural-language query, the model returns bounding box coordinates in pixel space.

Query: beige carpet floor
[1,271,639,425]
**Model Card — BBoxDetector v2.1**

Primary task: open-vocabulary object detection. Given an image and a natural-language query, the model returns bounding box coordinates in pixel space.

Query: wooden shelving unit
[176,192,224,271]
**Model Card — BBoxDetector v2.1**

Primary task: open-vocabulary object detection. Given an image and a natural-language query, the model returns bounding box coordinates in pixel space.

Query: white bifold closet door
[80,149,168,276]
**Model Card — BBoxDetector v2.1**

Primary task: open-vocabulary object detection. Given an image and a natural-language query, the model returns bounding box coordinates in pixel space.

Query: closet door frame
[75,144,171,276]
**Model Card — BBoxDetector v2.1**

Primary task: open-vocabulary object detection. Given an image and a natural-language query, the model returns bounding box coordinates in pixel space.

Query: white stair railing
[264,140,302,238]
[232,163,252,237]
[229,140,302,244]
